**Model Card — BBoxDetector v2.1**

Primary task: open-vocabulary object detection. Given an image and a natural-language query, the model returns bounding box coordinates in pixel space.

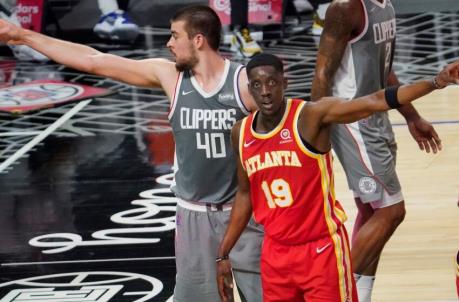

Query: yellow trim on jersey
[239,117,249,170]
[293,102,348,224]
[250,99,292,139]
[318,155,347,302]
[341,227,355,300]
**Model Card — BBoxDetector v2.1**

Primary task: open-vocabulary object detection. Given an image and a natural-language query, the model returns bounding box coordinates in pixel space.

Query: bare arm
[0,19,178,97]
[388,70,443,153]
[315,61,459,125]
[217,121,253,302]
[389,70,420,120]
[310,0,361,101]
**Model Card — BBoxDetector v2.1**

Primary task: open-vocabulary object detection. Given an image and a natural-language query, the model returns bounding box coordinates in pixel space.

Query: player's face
[167,21,198,71]
[248,66,287,116]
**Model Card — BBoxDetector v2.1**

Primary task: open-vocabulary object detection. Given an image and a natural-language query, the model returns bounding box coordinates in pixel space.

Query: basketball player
[310,1,441,300]
[0,5,263,302]
[217,53,459,302]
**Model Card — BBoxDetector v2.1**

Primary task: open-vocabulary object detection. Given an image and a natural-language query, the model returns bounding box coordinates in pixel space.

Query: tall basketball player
[217,53,459,302]
[311,1,442,301]
[0,5,263,302]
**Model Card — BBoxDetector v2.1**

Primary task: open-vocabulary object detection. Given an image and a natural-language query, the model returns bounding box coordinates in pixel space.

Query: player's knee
[392,206,406,227]
[377,202,405,228]
[387,202,406,227]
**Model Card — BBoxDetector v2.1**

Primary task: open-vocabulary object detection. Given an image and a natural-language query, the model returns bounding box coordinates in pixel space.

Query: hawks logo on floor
[0,80,113,114]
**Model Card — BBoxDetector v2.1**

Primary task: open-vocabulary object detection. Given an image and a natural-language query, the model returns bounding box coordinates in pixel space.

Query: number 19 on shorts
[196,132,226,158]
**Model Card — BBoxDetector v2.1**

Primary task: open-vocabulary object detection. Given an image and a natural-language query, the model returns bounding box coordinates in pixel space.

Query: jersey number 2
[261,179,294,208]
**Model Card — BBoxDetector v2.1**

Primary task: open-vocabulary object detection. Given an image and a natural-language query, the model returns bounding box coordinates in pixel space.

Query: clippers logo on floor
[0,271,164,302]
[0,80,113,113]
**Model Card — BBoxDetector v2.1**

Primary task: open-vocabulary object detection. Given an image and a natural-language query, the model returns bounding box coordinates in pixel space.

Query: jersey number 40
[196,132,226,158]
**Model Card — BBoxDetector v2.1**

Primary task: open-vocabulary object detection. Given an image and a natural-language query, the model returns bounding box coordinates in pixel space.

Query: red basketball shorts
[261,226,358,302]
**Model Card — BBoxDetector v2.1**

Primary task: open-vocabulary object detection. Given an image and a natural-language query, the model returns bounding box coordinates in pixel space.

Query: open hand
[436,60,459,87]
[217,260,234,302]
[407,117,441,153]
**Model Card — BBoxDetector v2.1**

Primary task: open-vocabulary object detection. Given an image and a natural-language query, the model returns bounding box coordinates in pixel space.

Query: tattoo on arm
[311,2,360,101]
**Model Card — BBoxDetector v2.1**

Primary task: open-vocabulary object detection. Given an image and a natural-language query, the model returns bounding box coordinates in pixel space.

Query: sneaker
[8,44,49,62]
[93,9,139,41]
[230,28,262,58]
[293,0,313,13]
[311,12,324,36]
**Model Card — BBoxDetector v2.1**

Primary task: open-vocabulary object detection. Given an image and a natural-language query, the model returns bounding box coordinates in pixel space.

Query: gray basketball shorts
[330,118,404,207]
[173,200,263,302]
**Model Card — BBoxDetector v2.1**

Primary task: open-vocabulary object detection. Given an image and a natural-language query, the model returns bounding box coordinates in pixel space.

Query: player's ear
[194,33,204,48]
[283,77,288,89]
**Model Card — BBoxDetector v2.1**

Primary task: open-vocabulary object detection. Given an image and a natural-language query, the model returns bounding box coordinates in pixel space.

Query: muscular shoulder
[328,0,362,15]
[141,58,178,94]
[325,0,363,33]
[301,98,338,123]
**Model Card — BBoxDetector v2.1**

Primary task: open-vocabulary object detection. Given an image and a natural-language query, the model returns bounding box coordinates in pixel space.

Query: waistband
[176,198,233,212]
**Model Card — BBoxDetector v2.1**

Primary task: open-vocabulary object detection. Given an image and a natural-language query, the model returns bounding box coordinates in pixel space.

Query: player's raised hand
[435,60,459,88]
[0,18,23,45]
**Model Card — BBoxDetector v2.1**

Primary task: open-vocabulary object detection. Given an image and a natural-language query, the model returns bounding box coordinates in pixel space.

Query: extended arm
[0,19,178,96]
[217,122,253,302]
[317,61,459,125]
[311,0,361,101]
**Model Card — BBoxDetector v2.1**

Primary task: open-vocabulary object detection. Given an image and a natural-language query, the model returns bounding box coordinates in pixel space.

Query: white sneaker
[8,44,49,62]
[93,9,139,41]
[293,0,313,13]
[230,28,262,58]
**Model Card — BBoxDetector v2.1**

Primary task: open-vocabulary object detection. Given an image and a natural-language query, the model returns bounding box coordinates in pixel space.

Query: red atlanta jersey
[239,99,347,244]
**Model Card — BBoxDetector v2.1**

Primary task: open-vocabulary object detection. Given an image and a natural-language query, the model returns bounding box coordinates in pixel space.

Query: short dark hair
[171,5,221,51]
[246,53,284,76]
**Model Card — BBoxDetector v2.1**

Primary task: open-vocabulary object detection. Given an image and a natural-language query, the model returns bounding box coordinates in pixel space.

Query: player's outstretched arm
[0,19,177,92]
[317,61,459,125]
[217,121,253,302]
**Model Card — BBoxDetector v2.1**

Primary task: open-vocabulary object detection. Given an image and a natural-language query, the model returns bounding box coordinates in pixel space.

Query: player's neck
[256,100,286,133]
[191,51,226,93]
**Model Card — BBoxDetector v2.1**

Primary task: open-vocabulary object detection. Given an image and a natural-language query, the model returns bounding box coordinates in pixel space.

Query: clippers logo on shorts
[359,177,377,194]
[0,80,112,113]
[0,271,163,302]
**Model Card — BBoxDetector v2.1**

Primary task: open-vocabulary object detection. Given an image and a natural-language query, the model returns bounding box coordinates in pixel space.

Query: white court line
[1,256,176,266]
[0,100,91,173]
[0,131,42,137]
